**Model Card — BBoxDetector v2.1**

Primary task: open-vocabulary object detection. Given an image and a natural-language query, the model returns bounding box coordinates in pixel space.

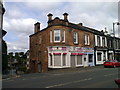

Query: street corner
[2,75,21,81]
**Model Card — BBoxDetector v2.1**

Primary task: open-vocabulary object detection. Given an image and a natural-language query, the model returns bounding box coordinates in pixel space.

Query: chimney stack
[47,13,53,21]
[78,23,83,26]
[63,13,68,21]
[34,22,40,33]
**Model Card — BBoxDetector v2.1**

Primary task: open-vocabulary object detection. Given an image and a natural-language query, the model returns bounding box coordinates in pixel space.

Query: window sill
[74,42,78,44]
[85,44,90,46]
[54,41,61,43]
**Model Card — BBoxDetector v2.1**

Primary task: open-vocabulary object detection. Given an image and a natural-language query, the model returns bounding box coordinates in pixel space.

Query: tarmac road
[2,66,119,88]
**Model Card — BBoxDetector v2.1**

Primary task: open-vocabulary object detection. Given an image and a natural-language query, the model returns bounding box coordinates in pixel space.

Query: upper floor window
[97,36,101,46]
[54,30,60,42]
[102,37,105,47]
[84,35,90,45]
[109,40,112,48]
[62,30,65,42]
[39,36,42,44]
[116,40,119,49]
[73,32,78,44]
[50,30,52,42]
[119,40,120,49]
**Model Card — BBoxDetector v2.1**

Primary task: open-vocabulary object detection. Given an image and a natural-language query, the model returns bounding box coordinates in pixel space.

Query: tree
[2,39,8,74]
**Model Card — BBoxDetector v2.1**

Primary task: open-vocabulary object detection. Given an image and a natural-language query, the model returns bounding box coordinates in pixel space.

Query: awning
[53,53,61,55]
[49,53,52,55]
[63,53,67,55]
[77,53,84,55]
[71,53,84,55]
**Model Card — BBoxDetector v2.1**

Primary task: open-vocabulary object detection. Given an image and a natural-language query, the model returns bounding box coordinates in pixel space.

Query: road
[2,66,119,88]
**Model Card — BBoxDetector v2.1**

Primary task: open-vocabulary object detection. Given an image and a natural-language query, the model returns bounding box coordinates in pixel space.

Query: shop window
[77,55,82,65]
[71,55,76,67]
[108,53,113,60]
[50,55,52,66]
[54,55,61,66]
[97,53,102,61]
[63,55,66,66]
[89,54,93,62]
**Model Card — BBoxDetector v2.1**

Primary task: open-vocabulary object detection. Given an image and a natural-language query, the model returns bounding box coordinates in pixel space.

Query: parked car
[114,78,120,88]
[103,60,120,68]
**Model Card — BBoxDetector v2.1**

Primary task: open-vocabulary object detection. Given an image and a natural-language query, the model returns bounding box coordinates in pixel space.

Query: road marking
[22,79,25,80]
[104,73,118,77]
[45,78,92,88]
[53,74,64,76]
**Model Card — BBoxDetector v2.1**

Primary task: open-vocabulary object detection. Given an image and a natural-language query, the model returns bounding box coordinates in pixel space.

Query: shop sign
[49,46,67,51]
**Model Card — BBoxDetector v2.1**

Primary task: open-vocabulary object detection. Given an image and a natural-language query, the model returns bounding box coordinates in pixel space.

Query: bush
[18,66,27,72]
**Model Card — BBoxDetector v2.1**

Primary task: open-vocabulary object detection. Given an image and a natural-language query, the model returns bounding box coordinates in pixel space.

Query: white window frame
[84,35,90,45]
[97,36,101,46]
[39,36,42,44]
[50,30,52,42]
[74,32,78,44]
[54,30,61,42]
[102,37,105,47]
[62,30,65,42]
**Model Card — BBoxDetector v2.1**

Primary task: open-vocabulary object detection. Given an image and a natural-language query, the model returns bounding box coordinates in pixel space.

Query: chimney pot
[78,23,83,26]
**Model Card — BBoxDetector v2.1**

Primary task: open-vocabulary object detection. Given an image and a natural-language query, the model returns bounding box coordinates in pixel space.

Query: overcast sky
[3,0,119,53]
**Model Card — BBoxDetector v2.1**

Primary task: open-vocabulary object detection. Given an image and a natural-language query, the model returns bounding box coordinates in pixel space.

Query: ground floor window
[115,54,120,61]
[54,55,61,66]
[77,55,82,65]
[50,55,52,66]
[88,54,93,62]
[103,52,106,61]
[97,53,102,61]
[63,55,66,66]
[108,53,113,60]
[71,55,76,67]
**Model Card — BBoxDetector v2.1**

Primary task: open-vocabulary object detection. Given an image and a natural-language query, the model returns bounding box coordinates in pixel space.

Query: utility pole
[113,22,120,60]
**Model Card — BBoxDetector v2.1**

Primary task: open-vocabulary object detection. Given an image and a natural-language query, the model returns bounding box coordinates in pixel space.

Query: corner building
[29,13,95,73]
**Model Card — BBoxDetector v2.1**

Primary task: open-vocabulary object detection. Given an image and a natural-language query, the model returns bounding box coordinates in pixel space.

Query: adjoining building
[0,1,8,74]
[94,31,108,65]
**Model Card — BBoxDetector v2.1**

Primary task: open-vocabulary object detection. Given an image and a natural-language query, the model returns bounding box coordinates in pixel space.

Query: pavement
[2,65,104,80]
[48,65,104,73]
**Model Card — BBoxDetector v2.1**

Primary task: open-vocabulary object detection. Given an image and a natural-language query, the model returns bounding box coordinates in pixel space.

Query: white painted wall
[96,51,104,65]
[95,35,97,46]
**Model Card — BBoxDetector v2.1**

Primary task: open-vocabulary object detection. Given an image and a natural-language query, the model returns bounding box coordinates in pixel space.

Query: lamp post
[113,22,120,60]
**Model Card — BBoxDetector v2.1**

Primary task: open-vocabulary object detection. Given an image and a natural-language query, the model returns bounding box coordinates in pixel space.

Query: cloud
[65,2,118,31]
[7,41,28,52]
[3,2,119,53]
[25,2,63,12]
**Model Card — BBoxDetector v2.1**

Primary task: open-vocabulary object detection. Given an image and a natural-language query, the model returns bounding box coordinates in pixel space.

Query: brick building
[29,13,120,73]
[29,13,95,73]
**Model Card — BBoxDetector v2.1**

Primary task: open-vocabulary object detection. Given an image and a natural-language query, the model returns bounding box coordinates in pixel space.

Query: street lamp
[113,22,120,60]
[113,22,120,37]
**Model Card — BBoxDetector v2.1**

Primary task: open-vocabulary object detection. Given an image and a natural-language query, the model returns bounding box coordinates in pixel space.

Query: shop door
[54,55,61,66]
[38,61,41,73]
[77,55,82,65]
[71,55,76,67]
